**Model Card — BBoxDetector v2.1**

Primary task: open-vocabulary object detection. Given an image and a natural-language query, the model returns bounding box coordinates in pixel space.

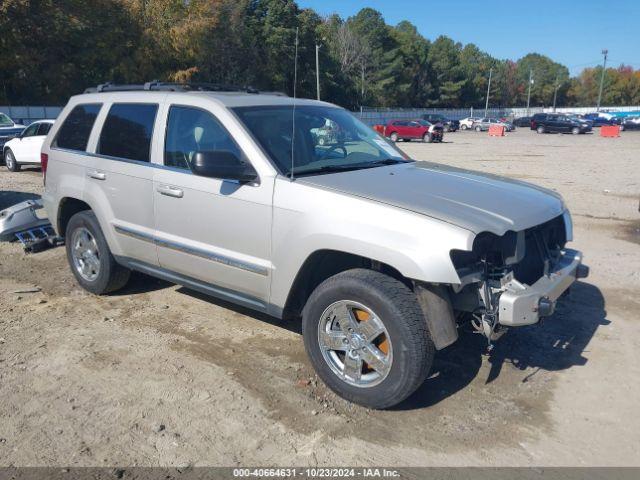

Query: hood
[299,162,564,235]
[0,125,25,136]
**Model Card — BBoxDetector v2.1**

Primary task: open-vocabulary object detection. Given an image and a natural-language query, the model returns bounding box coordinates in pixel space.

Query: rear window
[97,103,158,162]
[53,104,102,151]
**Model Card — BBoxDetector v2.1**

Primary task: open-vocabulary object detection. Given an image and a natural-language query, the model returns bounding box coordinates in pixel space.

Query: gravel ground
[0,129,638,467]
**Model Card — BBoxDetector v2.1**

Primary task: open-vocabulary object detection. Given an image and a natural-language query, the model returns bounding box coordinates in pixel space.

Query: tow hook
[537,297,555,317]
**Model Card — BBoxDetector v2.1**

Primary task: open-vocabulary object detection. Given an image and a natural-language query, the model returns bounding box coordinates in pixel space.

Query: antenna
[290,27,299,181]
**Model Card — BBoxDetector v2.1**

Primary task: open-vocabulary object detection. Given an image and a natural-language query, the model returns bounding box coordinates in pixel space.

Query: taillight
[41,153,48,185]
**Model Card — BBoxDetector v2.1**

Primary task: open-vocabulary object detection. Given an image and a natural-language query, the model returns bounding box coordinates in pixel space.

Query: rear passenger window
[37,123,51,136]
[98,103,158,162]
[53,104,101,151]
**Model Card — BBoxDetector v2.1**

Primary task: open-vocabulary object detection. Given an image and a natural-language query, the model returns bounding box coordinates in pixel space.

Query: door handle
[87,170,106,181]
[157,185,184,198]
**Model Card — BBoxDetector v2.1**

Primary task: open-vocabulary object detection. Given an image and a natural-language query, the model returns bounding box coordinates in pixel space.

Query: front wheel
[302,269,434,409]
[475,126,482,132]
[537,125,545,134]
[65,211,131,295]
[460,124,468,130]
[423,133,434,143]
[5,149,20,172]
[572,127,580,135]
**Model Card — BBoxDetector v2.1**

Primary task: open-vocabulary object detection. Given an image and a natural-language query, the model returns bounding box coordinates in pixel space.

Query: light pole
[315,44,321,101]
[596,49,608,112]
[552,74,561,112]
[484,68,492,117]
[526,69,533,115]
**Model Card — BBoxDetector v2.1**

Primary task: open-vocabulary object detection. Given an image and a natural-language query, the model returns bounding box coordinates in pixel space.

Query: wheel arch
[282,249,409,321]
[57,197,93,237]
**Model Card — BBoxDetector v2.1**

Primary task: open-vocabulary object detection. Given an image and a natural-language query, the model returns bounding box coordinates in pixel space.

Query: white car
[459,117,481,130]
[3,120,54,171]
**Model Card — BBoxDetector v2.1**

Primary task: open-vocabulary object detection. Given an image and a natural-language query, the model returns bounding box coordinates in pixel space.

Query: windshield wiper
[293,159,409,177]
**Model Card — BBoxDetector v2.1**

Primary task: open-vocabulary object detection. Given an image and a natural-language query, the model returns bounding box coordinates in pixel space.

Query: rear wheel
[475,126,482,132]
[389,132,399,142]
[302,269,434,409]
[5,149,20,172]
[461,124,468,130]
[65,211,131,295]
[537,125,545,134]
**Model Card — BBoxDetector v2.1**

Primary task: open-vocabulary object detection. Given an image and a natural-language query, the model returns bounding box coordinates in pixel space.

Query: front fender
[269,178,474,309]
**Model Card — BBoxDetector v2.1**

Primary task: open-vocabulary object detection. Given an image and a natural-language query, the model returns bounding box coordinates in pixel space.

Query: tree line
[1,0,639,109]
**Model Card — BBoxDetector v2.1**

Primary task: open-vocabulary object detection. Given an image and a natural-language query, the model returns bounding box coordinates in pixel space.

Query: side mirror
[191,151,258,183]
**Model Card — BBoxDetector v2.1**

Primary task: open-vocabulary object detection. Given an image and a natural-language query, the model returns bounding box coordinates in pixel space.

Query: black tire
[422,133,432,143]
[5,149,20,172]
[571,127,580,135]
[302,269,434,409]
[537,125,545,134]
[65,210,130,295]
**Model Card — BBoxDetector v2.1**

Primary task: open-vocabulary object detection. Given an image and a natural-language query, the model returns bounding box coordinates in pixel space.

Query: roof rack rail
[83,81,287,96]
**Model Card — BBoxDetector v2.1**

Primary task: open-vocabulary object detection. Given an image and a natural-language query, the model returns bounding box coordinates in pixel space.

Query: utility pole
[315,44,321,101]
[526,69,533,115]
[596,49,608,112]
[484,68,492,117]
[552,75,561,112]
[360,65,365,115]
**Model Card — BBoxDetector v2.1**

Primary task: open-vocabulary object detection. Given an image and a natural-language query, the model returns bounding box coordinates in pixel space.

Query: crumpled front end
[449,211,589,343]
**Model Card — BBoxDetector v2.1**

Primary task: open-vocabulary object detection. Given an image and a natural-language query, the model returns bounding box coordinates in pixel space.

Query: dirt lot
[0,129,639,467]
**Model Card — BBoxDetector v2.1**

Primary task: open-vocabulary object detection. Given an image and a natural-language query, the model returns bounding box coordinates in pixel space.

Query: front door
[13,122,40,163]
[153,105,273,309]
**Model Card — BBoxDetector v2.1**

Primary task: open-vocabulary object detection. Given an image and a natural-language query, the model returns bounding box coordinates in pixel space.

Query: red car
[382,119,443,143]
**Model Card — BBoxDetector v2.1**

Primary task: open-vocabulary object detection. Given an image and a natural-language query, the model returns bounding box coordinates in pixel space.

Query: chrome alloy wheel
[318,300,392,388]
[71,227,101,282]
[5,151,14,170]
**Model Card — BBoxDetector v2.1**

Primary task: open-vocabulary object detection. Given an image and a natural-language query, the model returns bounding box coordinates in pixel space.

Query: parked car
[530,113,592,134]
[2,120,54,171]
[421,113,459,132]
[458,117,481,130]
[383,119,443,143]
[42,82,588,409]
[513,116,532,127]
[0,112,26,160]
[583,112,620,127]
[472,117,515,132]
[621,116,640,131]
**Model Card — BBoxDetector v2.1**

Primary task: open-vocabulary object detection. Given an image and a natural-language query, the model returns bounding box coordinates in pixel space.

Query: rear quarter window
[97,103,158,162]
[53,104,102,151]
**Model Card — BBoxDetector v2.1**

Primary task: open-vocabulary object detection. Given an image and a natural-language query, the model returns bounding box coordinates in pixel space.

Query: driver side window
[22,123,40,138]
[164,106,242,171]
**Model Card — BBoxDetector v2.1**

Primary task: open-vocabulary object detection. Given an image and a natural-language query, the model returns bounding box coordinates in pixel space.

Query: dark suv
[530,113,592,135]
[421,113,459,132]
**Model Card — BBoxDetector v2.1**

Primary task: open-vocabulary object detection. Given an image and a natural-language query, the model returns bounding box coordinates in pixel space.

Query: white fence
[355,105,640,125]
[0,106,63,125]
[3,104,640,127]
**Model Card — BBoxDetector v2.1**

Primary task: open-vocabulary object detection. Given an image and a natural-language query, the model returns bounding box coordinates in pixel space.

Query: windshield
[416,119,432,126]
[0,113,14,127]
[234,105,409,177]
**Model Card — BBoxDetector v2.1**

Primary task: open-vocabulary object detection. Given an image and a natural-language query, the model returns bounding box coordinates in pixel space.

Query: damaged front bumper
[498,248,589,327]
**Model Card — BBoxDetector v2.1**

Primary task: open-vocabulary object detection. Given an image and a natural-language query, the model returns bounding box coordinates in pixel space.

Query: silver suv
[42,83,588,409]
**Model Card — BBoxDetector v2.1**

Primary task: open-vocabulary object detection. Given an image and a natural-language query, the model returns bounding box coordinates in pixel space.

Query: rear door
[82,100,163,266]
